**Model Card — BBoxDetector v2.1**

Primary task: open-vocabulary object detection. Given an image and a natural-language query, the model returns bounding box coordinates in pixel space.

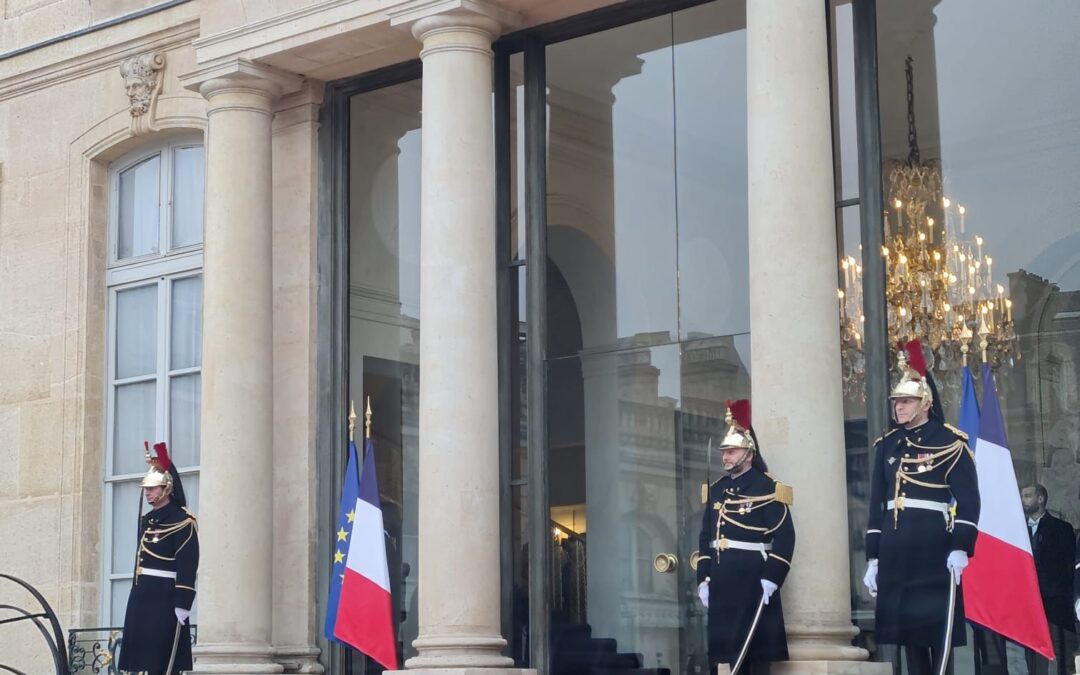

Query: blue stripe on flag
[978,364,1009,448]
[359,438,382,509]
[324,440,361,641]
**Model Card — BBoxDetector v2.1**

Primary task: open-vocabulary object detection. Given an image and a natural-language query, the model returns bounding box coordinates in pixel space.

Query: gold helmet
[139,441,175,499]
[719,399,755,451]
[890,339,932,406]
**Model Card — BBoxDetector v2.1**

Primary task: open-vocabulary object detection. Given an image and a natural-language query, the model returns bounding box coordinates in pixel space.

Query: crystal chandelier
[839,57,1018,405]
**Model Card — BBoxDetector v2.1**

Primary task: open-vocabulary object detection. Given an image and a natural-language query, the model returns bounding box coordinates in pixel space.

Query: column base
[405,634,516,669]
[273,644,324,673]
[191,642,285,674]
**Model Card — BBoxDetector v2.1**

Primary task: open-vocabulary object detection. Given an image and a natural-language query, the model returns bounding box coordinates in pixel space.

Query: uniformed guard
[695,400,795,675]
[862,340,980,675]
[118,442,199,675]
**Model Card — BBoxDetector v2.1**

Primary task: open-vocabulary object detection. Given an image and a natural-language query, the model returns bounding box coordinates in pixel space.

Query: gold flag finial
[348,400,357,442]
[365,396,373,440]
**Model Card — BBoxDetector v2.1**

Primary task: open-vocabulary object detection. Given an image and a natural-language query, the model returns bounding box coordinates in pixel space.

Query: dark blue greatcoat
[696,467,795,666]
[865,419,980,647]
[119,500,199,672]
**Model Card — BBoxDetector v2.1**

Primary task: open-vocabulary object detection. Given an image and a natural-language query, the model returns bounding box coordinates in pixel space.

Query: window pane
[546,15,679,356]
[170,373,201,468]
[673,2,750,339]
[182,473,199,514]
[172,146,204,249]
[114,381,156,475]
[116,284,158,379]
[118,155,160,260]
[110,578,132,627]
[110,480,143,574]
[171,276,203,370]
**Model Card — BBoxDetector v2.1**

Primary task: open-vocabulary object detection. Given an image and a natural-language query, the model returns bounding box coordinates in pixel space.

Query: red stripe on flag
[334,568,399,670]
[964,531,1053,660]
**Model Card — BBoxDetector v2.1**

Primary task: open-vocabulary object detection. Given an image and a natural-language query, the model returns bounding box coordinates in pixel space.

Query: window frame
[107,137,205,268]
[101,135,204,627]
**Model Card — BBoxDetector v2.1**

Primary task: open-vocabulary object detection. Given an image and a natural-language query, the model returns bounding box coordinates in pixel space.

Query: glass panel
[171,275,203,370]
[673,2,750,340]
[113,381,156,475]
[115,284,158,379]
[170,373,200,469]
[832,0,858,201]
[117,154,161,260]
[172,146,205,249]
[511,265,527,482]
[508,484,529,665]
[546,15,679,357]
[868,2,1080,669]
[110,480,143,574]
[110,578,133,627]
[181,473,199,515]
[348,79,423,672]
[837,205,866,419]
[511,52,526,262]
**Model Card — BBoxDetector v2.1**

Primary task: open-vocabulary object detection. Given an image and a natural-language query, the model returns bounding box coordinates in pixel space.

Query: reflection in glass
[111,480,143,574]
[172,146,205,249]
[171,276,202,370]
[170,373,201,469]
[867,2,1080,669]
[116,284,158,379]
[348,79,422,672]
[118,155,160,259]
[114,381,156,475]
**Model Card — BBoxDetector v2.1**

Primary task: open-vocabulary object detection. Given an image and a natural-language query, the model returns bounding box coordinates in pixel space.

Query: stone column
[179,60,300,675]
[746,2,888,673]
[384,5,528,674]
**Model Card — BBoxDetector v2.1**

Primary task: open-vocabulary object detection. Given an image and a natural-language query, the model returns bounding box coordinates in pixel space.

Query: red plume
[151,441,172,473]
[904,340,927,377]
[728,399,752,430]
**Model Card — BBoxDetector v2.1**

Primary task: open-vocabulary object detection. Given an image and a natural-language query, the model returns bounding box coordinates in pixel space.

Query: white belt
[887,498,949,514]
[139,568,176,579]
[710,538,772,559]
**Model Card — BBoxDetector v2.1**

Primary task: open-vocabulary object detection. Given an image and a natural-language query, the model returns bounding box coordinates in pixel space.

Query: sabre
[727,590,768,675]
[165,620,182,674]
[935,575,958,675]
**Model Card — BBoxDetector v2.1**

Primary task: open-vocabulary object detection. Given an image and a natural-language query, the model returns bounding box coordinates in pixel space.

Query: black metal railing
[0,574,70,675]
[66,626,197,674]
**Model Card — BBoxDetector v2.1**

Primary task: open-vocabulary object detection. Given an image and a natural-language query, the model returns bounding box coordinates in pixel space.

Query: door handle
[653,553,678,573]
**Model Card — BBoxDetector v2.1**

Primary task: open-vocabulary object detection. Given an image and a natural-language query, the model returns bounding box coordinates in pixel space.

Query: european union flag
[325,439,360,641]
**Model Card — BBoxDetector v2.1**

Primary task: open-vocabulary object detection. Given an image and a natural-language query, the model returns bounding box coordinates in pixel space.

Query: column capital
[179,58,304,102]
[389,0,520,45]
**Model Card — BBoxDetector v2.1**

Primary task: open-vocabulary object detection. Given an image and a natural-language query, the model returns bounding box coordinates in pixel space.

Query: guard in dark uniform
[863,341,980,675]
[695,400,795,675]
[118,442,199,675]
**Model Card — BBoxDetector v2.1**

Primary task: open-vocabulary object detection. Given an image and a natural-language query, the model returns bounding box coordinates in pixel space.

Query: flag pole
[365,397,373,440]
[349,400,357,443]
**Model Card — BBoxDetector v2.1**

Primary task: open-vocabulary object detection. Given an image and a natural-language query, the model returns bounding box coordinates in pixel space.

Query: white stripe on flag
[974,438,1032,554]
[344,497,392,592]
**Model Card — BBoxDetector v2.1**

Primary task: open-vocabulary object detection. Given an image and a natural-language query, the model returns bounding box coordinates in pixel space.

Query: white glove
[175,607,190,625]
[761,579,778,605]
[697,580,709,609]
[1075,598,1080,623]
[946,550,968,585]
[863,559,878,597]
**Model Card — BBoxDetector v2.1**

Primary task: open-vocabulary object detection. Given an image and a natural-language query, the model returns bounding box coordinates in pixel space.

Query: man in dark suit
[1022,483,1076,675]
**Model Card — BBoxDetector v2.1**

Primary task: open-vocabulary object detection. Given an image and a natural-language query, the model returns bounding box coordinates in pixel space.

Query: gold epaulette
[182,506,197,520]
[774,482,794,505]
[701,483,708,504]
[943,423,969,441]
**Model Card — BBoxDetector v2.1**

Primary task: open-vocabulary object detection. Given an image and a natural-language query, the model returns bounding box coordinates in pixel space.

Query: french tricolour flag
[962,364,1053,659]
[333,437,399,670]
